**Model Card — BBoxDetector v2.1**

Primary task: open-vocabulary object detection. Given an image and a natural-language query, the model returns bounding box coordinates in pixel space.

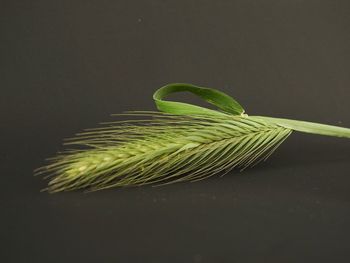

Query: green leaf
[153,83,245,116]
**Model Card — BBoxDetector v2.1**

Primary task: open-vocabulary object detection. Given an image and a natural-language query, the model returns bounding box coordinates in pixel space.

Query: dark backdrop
[2,1,350,262]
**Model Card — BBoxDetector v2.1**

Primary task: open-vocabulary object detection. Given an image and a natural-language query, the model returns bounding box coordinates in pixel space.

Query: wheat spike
[36,83,350,193]
[36,113,291,192]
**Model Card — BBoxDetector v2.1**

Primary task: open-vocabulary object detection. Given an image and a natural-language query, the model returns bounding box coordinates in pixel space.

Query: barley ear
[36,83,350,193]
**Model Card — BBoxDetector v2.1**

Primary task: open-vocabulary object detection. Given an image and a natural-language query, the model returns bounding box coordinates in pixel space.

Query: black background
[2,1,350,262]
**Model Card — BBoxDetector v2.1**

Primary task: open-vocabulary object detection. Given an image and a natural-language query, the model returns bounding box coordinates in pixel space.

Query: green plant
[36,83,350,193]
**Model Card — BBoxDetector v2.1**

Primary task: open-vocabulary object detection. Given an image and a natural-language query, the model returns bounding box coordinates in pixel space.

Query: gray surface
[2,0,350,262]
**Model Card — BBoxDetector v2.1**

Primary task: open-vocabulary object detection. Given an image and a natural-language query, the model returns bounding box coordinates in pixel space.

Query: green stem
[252,116,350,139]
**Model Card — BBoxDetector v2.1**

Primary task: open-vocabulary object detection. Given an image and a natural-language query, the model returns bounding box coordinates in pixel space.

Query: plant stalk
[252,116,350,139]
